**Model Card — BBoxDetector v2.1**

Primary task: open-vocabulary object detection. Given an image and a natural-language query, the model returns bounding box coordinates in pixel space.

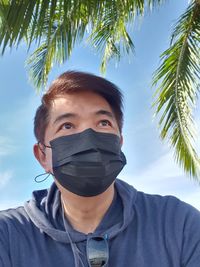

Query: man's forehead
[50,95,73,107]
[47,92,114,119]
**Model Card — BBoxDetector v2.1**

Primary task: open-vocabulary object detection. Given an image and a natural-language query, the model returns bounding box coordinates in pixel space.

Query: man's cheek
[45,153,53,172]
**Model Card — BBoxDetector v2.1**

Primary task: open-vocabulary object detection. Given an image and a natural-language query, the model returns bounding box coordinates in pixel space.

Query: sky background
[1,1,200,210]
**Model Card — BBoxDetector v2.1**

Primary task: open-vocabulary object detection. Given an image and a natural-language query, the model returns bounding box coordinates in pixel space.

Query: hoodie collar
[24,179,137,243]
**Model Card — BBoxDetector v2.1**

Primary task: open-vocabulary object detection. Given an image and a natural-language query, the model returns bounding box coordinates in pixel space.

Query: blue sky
[1,0,200,210]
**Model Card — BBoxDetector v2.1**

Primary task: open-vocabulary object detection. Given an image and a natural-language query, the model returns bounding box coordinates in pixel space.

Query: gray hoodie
[0,179,200,266]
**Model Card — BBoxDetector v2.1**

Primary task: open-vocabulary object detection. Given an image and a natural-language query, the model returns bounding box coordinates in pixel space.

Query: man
[0,71,200,267]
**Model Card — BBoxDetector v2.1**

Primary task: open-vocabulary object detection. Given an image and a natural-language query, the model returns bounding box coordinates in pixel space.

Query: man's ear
[33,143,49,171]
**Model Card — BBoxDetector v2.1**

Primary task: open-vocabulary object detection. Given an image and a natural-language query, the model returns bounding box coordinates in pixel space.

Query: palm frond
[152,1,200,178]
[0,0,166,78]
[89,1,135,73]
[0,0,38,53]
[26,13,88,89]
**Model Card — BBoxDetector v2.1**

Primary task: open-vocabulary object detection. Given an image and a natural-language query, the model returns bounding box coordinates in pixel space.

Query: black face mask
[49,128,126,197]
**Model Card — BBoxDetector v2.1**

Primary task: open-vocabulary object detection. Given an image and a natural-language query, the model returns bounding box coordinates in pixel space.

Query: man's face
[37,90,122,174]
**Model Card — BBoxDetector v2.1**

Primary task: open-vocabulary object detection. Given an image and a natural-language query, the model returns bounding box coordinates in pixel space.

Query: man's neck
[61,184,115,234]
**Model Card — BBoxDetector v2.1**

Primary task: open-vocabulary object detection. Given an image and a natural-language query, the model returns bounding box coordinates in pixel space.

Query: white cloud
[0,170,13,188]
[119,151,200,210]
[122,151,184,186]
[0,136,16,157]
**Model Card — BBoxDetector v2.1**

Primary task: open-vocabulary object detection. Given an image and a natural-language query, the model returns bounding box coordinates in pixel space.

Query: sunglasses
[87,235,109,267]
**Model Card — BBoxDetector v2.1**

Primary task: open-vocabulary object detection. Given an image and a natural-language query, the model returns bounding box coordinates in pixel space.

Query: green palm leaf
[0,0,165,88]
[89,3,135,73]
[26,14,87,89]
[152,1,200,178]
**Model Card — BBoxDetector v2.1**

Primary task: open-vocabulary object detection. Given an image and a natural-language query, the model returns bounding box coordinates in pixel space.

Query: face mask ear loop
[35,142,52,183]
[34,172,52,183]
[37,141,51,155]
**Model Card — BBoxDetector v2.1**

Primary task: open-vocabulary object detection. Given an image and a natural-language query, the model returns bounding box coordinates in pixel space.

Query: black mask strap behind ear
[37,142,51,155]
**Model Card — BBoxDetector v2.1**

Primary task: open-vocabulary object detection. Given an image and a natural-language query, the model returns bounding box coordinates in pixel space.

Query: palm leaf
[89,4,135,73]
[26,15,88,89]
[152,1,200,178]
[0,0,165,87]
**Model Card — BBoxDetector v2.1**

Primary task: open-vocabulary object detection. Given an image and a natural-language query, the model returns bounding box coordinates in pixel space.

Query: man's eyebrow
[53,113,77,125]
[95,110,114,118]
[53,110,114,125]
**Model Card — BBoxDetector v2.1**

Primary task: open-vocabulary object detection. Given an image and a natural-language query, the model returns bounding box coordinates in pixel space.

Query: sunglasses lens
[87,237,108,267]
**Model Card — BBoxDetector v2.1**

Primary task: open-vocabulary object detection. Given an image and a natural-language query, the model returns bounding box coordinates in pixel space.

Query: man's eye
[60,123,73,130]
[99,120,111,127]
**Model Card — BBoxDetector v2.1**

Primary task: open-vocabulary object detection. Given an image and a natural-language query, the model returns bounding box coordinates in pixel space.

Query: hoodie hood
[24,179,137,243]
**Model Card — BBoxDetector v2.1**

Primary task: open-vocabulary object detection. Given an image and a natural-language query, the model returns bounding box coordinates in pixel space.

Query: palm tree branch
[26,16,88,89]
[152,1,200,178]
[0,0,165,54]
